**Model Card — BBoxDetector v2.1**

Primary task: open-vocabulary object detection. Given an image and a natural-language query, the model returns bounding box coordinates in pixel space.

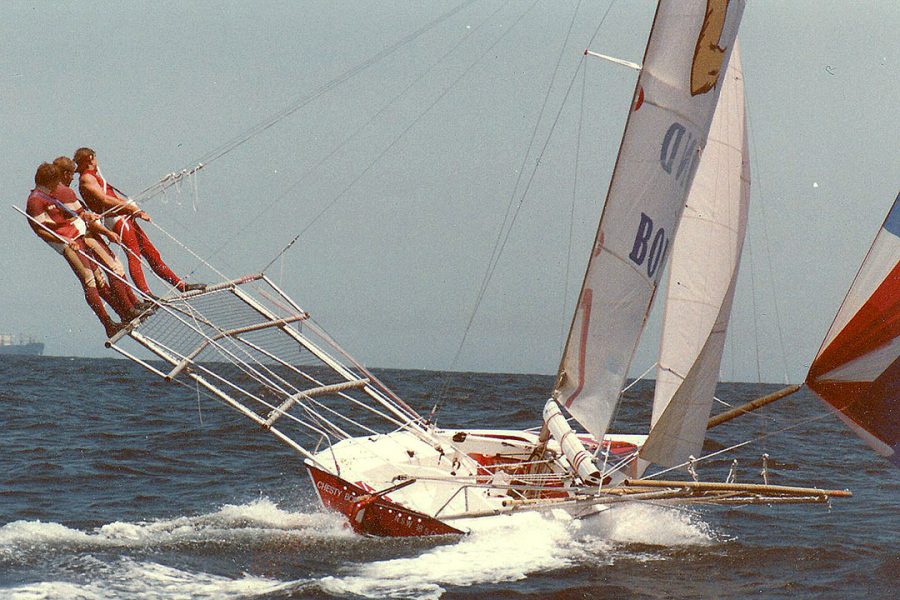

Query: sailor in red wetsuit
[73,147,205,296]
[26,163,128,338]
[52,156,149,320]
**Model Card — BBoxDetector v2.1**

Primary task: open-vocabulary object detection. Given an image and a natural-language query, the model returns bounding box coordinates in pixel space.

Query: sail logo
[629,212,669,278]
[660,122,699,188]
[691,0,731,95]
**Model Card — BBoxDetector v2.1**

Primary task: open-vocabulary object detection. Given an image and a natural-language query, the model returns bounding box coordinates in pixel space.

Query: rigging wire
[561,49,589,355]
[118,1,484,284]
[645,404,836,482]
[206,0,515,274]
[745,98,791,385]
[187,0,479,176]
[431,0,607,420]
[747,231,763,384]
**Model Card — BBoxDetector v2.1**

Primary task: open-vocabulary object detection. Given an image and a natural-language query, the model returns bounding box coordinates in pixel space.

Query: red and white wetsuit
[53,183,139,320]
[26,188,119,335]
[26,188,86,253]
[79,169,184,295]
[52,183,87,216]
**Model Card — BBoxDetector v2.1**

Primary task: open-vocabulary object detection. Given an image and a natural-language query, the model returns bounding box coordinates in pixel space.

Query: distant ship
[0,334,44,356]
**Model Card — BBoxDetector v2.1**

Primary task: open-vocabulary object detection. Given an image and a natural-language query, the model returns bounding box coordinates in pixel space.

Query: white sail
[553,0,746,439]
[640,42,750,467]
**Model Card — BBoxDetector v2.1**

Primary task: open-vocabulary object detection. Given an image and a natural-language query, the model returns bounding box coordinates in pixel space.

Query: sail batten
[553,0,746,441]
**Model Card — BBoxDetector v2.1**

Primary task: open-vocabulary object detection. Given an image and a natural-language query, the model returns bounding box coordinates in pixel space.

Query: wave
[0,497,352,562]
[319,503,719,599]
[1,497,721,599]
[2,556,297,600]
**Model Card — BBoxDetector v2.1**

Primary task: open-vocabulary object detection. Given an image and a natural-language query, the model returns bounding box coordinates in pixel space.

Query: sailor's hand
[136,210,151,222]
[107,231,121,245]
[83,213,98,223]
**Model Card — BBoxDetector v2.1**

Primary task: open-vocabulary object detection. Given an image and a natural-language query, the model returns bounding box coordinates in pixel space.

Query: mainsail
[554,0,746,439]
[640,41,749,467]
[807,193,900,466]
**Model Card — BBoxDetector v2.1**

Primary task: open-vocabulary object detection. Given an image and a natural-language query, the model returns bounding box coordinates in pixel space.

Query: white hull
[307,427,645,535]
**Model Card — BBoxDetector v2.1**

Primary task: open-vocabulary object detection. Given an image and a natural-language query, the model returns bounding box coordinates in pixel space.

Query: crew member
[26,163,124,338]
[74,147,205,296]
[52,156,148,321]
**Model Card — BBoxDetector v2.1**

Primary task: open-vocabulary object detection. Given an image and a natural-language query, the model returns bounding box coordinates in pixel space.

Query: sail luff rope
[747,230,763,383]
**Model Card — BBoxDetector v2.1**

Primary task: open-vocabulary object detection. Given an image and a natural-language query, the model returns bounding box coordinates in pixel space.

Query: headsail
[640,41,750,468]
[553,0,746,439]
[807,193,900,466]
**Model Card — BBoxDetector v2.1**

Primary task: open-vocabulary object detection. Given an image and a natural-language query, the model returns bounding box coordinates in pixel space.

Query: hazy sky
[2,1,897,383]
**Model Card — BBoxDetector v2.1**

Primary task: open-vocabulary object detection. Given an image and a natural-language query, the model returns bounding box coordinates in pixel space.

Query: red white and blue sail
[806,193,900,466]
[553,0,746,440]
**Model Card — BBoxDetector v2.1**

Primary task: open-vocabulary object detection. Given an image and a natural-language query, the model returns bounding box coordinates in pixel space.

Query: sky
[1,1,897,383]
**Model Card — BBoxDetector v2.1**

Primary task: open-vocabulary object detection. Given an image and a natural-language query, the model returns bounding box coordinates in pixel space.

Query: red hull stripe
[306,463,463,537]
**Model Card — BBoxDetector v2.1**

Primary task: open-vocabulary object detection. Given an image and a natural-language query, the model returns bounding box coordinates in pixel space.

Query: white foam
[320,503,717,598]
[321,511,583,598]
[3,557,293,600]
[585,503,718,547]
[0,497,351,560]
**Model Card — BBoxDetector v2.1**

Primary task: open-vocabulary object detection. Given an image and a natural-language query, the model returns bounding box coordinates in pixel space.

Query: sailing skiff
[25,1,895,537]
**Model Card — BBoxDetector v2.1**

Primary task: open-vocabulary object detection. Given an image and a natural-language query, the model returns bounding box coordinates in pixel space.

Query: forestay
[640,41,750,468]
[554,0,746,440]
[807,193,900,466]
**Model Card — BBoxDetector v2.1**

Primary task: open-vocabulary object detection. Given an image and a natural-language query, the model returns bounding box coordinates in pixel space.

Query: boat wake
[320,503,719,599]
[0,498,345,599]
[2,556,292,600]
[0,497,351,562]
[1,500,718,599]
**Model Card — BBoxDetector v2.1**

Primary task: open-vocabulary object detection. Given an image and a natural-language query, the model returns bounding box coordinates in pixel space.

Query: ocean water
[1,355,896,599]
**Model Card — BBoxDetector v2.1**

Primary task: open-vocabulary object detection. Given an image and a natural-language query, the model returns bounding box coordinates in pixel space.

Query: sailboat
[806,194,900,466]
[47,0,884,537]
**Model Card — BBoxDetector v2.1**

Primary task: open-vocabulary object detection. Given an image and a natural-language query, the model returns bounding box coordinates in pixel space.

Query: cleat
[181,282,207,293]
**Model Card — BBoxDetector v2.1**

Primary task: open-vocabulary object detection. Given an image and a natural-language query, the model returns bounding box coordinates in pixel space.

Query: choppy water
[1,355,897,599]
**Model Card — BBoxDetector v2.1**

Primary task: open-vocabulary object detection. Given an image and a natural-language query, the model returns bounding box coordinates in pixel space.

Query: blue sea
[1,355,896,599]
